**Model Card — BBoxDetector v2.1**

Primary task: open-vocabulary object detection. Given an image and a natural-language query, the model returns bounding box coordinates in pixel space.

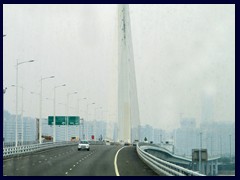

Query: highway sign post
[192,149,208,162]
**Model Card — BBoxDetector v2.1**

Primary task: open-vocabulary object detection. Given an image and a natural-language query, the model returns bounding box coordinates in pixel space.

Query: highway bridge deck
[3,144,158,176]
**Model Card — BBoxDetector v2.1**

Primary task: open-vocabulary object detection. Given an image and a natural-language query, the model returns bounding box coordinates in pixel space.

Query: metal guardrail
[142,146,192,163]
[3,141,77,158]
[136,143,205,176]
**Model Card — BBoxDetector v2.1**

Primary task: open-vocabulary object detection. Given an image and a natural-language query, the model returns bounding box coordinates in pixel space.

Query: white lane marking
[114,146,125,176]
[69,168,72,171]
[65,172,68,175]
[76,162,78,164]
[73,165,75,167]
[39,161,42,163]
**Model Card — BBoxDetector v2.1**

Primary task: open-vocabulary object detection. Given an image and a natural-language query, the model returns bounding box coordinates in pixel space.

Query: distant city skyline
[4,109,235,158]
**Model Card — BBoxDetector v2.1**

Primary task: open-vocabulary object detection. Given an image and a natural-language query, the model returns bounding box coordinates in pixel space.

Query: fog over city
[3,4,235,131]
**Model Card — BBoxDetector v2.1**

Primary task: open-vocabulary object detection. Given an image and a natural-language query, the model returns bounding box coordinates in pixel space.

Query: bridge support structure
[117,4,140,143]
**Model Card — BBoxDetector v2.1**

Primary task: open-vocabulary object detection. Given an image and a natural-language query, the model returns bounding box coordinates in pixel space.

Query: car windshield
[80,141,88,144]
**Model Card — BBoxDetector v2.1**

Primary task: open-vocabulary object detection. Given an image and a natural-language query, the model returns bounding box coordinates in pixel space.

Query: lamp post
[53,84,66,143]
[94,106,102,141]
[12,85,24,145]
[77,98,87,115]
[199,132,202,173]
[58,102,67,142]
[3,34,6,146]
[66,91,78,141]
[3,86,8,147]
[15,59,35,147]
[85,102,95,140]
[39,75,55,144]
[77,98,87,140]
[30,91,41,131]
[229,134,231,163]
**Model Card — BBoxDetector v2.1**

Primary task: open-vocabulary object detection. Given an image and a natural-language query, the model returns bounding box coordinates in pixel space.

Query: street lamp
[77,97,87,115]
[93,106,102,141]
[53,84,66,143]
[15,59,35,147]
[229,134,232,163]
[39,75,55,144]
[199,131,202,173]
[77,97,87,139]
[12,85,24,145]
[3,87,7,146]
[66,91,78,141]
[30,91,41,121]
[85,102,95,140]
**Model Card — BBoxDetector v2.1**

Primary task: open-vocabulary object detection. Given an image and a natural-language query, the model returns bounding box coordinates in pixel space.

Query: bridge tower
[118,4,140,143]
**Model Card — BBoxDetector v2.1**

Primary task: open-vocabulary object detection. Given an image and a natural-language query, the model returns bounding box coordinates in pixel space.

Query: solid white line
[114,146,125,176]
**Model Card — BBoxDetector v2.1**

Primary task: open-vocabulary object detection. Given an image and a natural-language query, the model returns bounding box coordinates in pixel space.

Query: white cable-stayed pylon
[118,4,140,143]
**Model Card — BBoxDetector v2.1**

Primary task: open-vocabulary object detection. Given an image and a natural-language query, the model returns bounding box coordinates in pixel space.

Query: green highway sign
[68,116,80,125]
[48,116,80,125]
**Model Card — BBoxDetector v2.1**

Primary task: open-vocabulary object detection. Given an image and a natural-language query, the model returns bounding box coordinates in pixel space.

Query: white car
[78,140,90,151]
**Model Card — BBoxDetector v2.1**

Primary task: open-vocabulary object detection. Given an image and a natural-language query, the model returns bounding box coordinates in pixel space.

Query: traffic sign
[68,116,80,125]
[48,116,80,125]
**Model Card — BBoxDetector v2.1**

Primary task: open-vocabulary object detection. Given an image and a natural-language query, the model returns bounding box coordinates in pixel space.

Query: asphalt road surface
[3,144,158,176]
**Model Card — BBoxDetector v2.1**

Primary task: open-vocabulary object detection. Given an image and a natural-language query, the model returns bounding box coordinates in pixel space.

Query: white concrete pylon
[118,4,140,143]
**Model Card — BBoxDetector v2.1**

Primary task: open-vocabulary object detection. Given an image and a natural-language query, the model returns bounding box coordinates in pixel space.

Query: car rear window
[80,141,88,144]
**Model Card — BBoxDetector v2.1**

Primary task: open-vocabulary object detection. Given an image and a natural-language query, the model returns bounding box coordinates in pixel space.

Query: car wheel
[87,149,90,151]
[78,149,81,151]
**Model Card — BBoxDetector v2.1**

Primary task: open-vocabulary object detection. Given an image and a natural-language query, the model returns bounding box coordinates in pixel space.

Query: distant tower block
[118,4,140,143]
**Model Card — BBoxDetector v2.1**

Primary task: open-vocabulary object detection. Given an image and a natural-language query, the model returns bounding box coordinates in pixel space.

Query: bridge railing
[136,143,205,176]
[3,141,77,158]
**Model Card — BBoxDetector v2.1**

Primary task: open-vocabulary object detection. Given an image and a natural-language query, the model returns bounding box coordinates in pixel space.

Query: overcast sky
[3,4,235,131]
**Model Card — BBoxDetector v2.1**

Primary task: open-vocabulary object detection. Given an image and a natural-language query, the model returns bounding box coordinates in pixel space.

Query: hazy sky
[3,4,235,131]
